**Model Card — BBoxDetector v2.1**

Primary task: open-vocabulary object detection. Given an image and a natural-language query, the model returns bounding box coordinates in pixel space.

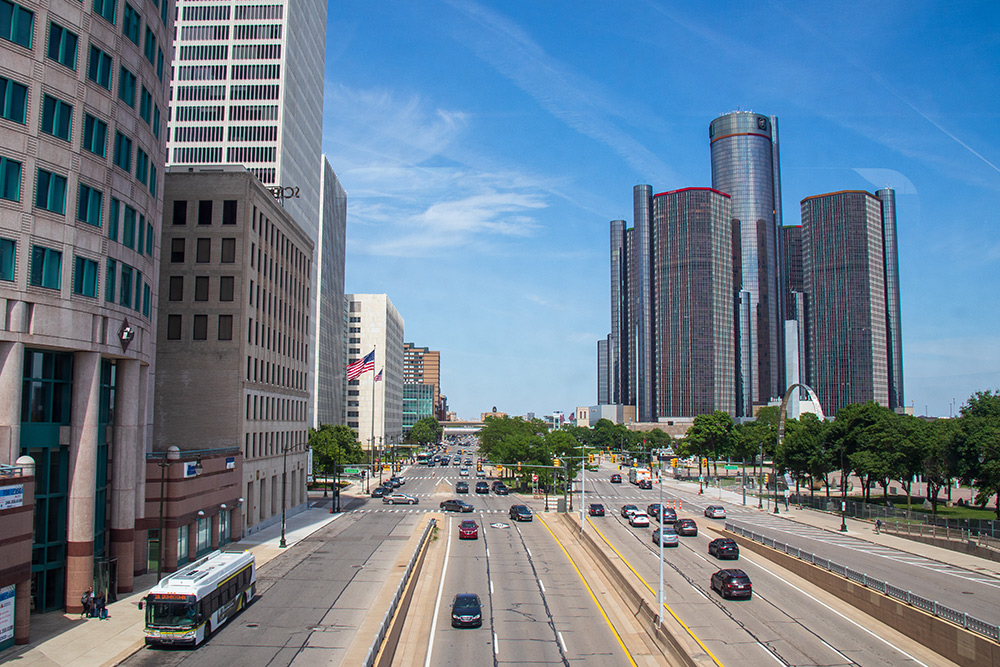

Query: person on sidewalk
[875,518,882,534]
[94,591,109,620]
[80,587,94,618]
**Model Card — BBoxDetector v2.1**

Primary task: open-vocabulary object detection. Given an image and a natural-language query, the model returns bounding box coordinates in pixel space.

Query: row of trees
[676,390,1000,517]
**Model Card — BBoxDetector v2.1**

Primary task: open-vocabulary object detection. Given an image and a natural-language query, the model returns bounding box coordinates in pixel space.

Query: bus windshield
[147,600,199,628]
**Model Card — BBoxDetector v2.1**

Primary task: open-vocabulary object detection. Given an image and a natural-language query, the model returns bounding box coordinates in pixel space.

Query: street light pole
[840,448,848,532]
[279,442,289,548]
[758,445,764,510]
[156,446,181,583]
[657,454,664,627]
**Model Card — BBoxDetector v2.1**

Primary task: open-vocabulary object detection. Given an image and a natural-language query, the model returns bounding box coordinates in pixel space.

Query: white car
[383,493,418,505]
[459,468,469,477]
[475,468,486,477]
[704,505,726,519]
[629,512,651,527]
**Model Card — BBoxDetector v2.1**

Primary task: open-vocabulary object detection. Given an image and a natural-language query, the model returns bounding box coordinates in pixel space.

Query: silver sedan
[383,492,419,505]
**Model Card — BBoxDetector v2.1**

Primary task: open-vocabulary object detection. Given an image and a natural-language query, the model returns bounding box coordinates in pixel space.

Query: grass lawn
[857,494,997,520]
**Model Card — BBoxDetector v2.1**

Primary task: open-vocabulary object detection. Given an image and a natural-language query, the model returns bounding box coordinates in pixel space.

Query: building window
[41,95,73,142]
[149,165,156,196]
[194,275,208,301]
[222,200,237,225]
[0,75,28,123]
[193,314,207,340]
[198,200,212,225]
[166,313,181,339]
[221,238,235,263]
[135,148,148,184]
[82,113,108,157]
[139,86,151,124]
[0,155,22,201]
[76,183,103,227]
[47,22,78,70]
[117,66,135,107]
[168,275,182,301]
[104,258,115,301]
[142,282,150,317]
[108,197,119,241]
[86,45,113,90]
[119,263,132,307]
[0,237,15,281]
[219,314,233,340]
[152,104,160,139]
[219,275,234,301]
[72,256,98,297]
[176,522,189,566]
[196,238,210,263]
[195,516,211,556]
[29,245,61,289]
[122,3,140,45]
[143,25,155,64]
[170,237,184,263]
[145,220,153,255]
[1,2,34,49]
[122,205,136,248]
[113,132,132,171]
[136,216,144,255]
[93,0,117,26]
[35,168,67,214]
[156,47,163,81]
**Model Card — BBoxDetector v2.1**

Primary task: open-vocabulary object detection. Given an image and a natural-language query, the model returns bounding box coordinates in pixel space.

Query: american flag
[374,369,383,382]
[347,350,375,380]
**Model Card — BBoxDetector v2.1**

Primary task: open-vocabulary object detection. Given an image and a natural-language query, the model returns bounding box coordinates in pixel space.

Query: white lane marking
[424,517,453,667]
[493,631,499,655]
[490,579,494,596]
[538,579,545,593]
[757,641,785,665]
[740,553,930,667]
[558,630,568,653]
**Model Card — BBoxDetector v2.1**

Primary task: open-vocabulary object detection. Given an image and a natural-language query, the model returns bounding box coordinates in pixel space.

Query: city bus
[416,451,431,465]
[140,550,255,646]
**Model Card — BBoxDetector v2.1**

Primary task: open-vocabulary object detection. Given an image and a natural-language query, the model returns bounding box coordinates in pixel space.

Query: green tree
[922,418,960,518]
[309,424,366,481]
[685,411,734,477]
[956,390,1000,517]
[778,413,830,498]
[408,416,442,445]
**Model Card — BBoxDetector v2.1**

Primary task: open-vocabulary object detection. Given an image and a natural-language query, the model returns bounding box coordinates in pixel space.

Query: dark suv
[660,508,678,523]
[711,569,752,599]
[455,481,469,494]
[509,505,533,522]
[475,481,490,494]
[708,538,740,560]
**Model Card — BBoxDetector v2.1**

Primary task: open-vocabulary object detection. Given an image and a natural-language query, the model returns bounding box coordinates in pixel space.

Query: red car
[610,474,622,483]
[458,520,479,540]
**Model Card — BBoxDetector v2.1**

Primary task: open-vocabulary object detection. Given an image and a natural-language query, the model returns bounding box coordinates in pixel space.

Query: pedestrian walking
[94,591,108,620]
[80,586,94,618]
[875,518,882,534]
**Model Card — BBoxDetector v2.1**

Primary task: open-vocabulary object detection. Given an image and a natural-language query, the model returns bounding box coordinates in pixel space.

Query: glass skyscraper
[878,188,904,411]
[631,185,654,422]
[710,112,783,417]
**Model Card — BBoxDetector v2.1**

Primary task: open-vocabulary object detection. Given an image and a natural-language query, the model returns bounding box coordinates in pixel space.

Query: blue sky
[323,1,1000,420]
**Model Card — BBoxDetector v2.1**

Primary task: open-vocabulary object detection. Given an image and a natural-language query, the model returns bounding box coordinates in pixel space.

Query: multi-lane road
[124,441,988,666]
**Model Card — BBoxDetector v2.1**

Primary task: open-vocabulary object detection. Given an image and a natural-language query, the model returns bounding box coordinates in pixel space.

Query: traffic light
[477,462,482,471]
[588,453,594,463]
[701,457,708,468]
[517,462,522,472]
[765,473,770,485]
[611,454,617,463]
[553,458,560,467]
[671,458,679,468]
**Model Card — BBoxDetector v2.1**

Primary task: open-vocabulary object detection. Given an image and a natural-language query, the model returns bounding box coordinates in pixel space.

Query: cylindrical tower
[877,187,904,411]
[631,185,654,422]
[710,112,783,417]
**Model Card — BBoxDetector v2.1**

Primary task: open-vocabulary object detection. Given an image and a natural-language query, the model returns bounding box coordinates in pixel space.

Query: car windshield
[454,596,479,612]
[460,521,476,529]
[146,600,198,629]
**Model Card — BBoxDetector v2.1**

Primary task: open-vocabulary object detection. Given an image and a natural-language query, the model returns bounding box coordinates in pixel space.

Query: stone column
[211,512,220,550]
[14,579,30,644]
[111,359,140,592]
[0,341,24,465]
[66,351,101,613]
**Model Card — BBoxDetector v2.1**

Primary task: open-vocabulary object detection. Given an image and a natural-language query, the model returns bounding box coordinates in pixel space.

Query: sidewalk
[0,491,346,667]
[664,475,1000,578]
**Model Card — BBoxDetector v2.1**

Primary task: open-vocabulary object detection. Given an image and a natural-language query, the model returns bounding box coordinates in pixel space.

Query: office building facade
[878,188,904,411]
[0,0,172,612]
[314,158,347,427]
[156,168,312,539]
[597,334,611,405]
[402,343,441,431]
[609,219,627,406]
[802,190,889,416]
[652,188,735,417]
[710,111,784,416]
[631,184,655,422]
[345,295,404,450]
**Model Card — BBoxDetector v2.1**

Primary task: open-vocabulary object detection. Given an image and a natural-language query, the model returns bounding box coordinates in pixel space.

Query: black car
[494,484,509,495]
[708,538,740,560]
[451,593,483,627]
[711,569,752,599]
[475,481,490,494]
[509,505,533,522]
[610,474,622,483]
[620,504,638,518]
[646,504,661,520]
[588,503,605,516]
[676,518,698,536]
[370,486,388,498]
[661,508,678,524]
[440,499,474,512]
[455,481,469,494]
[638,479,652,490]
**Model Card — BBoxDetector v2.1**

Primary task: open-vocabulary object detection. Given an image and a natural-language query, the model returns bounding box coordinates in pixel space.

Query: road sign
[532,473,538,482]
[344,467,361,475]
[724,465,738,470]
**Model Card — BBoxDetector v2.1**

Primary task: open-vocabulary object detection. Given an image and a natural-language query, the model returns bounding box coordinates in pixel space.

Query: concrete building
[597,335,611,405]
[156,167,313,542]
[802,190,889,416]
[314,159,347,427]
[0,459,34,647]
[346,295,404,451]
[402,343,441,432]
[631,185,655,422]
[652,188,736,418]
[0,0,172,612]
[609,220,628,407]
[710,111,784,417]
[878,188,904,412]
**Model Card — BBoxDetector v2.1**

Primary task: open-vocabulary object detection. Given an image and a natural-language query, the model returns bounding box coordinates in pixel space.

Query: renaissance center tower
[709,111,784,416]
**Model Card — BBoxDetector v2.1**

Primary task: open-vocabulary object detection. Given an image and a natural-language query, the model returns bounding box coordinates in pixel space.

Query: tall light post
[279,441,289,548]
[156,446,181,583]
[657,451,664,627]
[757,447,764,510]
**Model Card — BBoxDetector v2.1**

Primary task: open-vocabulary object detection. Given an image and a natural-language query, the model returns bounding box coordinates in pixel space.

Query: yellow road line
[537,514,638,667]
[588,518,725,667]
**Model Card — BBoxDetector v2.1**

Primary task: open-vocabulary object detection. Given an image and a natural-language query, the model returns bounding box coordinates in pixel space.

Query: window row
[179,24,228,41]
[175,85,225,101]
[229,104,277,121]
[225,146,275,163]
[245,394,304,423]
[230,64,280,80]
[171,146,222,163]
[228,125,276,142]
[166,313,233,341]
[178,44,228,61]
[172,125,223,142]
[167,274,235,302]
[168,237,237,264]
[233,5,283,21]
[173,105,224,122]
[172,199,239,226]
[231,43,280,60]
[245,355,306,390]
[180,4,229,21]
[233,24,281,40]
[229,84,279,101]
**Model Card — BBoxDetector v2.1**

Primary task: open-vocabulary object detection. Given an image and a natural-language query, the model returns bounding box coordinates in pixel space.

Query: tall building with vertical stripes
[0,0,173,614]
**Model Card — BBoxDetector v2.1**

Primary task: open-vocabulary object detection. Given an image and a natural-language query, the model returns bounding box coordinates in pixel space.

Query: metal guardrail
[363,517,437,667]
[0,464,29,477]
[727,522,1000,643]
